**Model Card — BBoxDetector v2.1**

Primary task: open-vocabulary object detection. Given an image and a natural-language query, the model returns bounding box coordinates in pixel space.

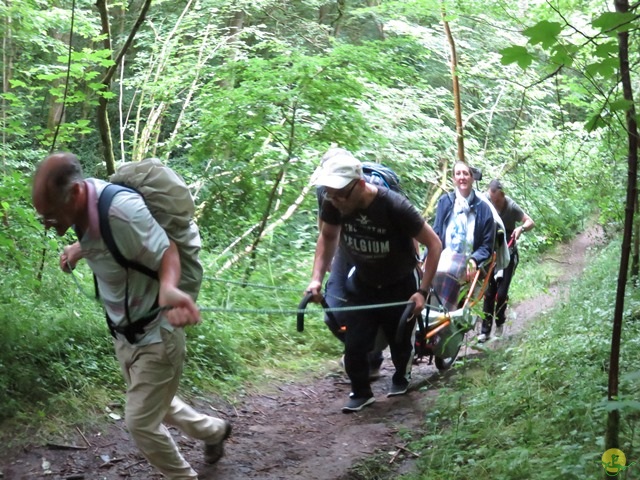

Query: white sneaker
[495,325,504,338]
[477,333,487,343]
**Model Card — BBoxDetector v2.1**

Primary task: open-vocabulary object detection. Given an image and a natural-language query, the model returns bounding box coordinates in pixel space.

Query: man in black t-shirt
[317,190,386,380]
[305,148,442,413]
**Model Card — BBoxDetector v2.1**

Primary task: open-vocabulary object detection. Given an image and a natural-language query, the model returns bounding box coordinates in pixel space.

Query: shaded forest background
[1,0,638,471]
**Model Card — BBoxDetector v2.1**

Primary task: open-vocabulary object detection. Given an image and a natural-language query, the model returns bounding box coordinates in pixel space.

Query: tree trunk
[423,157,450,219]
[333,0,345,37]
[632,193,639,280]
[96,0,115,173]
[130,0,197,161]
[219,182,314,275]
[46,29,70,147]
[243,103,299,280]
[1,5,12,170]
[606,0,638,454]
[96,0,152,174]
[442,13,464,162]
[216,9,245,91]
[164,24,217,160]
[318,3,331,24]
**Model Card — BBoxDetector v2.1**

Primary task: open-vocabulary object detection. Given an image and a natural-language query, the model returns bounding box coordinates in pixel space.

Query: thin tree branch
[101,0,152,86]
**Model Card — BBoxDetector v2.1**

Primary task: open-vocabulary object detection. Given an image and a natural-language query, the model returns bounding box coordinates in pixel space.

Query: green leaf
[601,400,640,412]
[585,113,605,132]
[87,82,105,92]
[499,46,534,69]
[621,370,640,382]
[99,91,117,100]
[523,21,563,48]
[593,41,619,59]
[585,58,619,78]
[609,98,634,112]
[550,48,573,67]
[592,12,636,34]
[9,79,27,88]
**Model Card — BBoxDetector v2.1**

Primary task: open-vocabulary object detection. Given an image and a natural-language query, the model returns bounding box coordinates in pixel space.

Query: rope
[66,260,98,302]
[67,263,410,317]
[199,301,412,316]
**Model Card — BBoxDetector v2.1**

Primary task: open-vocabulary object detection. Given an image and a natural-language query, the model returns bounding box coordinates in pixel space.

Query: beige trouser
[114,328,228,480]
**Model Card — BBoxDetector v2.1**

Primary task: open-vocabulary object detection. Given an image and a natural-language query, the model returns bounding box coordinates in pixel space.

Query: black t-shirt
[320,187,424,286]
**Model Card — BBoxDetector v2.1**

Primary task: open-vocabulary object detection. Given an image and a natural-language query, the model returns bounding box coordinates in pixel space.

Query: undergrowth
[2,219,632,476]
[0,245,338,446]
[400,239,640,479]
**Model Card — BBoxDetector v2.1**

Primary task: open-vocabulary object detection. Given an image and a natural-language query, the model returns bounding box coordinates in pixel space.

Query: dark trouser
[324,251,385,370]
[483,248,519,334]
[337,269,419,398]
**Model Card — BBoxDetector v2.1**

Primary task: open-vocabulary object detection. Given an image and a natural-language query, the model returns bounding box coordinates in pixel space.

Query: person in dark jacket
[430,161,495,310]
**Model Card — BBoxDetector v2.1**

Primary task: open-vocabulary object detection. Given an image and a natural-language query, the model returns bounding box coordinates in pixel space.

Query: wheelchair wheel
[430,324,464,371]
[434,344,461,371]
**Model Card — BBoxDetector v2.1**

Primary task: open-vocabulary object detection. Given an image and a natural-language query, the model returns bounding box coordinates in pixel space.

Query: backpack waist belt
[106,298,160,344]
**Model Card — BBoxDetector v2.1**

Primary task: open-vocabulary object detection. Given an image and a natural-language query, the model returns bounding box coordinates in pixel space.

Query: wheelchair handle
[395,301,416,345]
[297,292,333,332]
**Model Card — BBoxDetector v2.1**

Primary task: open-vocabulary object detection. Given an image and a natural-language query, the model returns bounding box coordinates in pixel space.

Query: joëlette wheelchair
[298,235,502,373]
[405,232,506,371]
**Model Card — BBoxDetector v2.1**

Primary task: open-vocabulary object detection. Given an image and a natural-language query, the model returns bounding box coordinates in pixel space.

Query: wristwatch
[417,288,429,299]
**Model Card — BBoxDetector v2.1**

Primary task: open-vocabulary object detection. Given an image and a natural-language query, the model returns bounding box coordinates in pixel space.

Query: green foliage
[401,239,637,480]
[500,46,534,69]
[0,266,121,422]
[495,3,631,232]
[592,12,637,34]
[0,0,636,450]
[0,245,341,429]
[523,21,563,49]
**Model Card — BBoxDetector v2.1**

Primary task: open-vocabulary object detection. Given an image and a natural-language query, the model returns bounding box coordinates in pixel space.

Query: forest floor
[0,223,606,480]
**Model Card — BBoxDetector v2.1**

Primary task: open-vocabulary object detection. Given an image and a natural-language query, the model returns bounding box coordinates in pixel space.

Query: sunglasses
[322,181,358,201]
[36,213,60,226]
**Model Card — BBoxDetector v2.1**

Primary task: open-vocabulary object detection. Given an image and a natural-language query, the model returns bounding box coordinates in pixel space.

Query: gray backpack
[99,158,203,300]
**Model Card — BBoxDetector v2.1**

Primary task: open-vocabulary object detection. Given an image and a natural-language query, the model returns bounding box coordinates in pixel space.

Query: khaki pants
[115,328,228,480]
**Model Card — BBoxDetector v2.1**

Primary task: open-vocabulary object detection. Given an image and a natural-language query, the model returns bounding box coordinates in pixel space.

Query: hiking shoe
[495,325,504,337]
[342,394,375,413]
[477,333,488,343]
[204,420,232,464]
[387,381,409,397]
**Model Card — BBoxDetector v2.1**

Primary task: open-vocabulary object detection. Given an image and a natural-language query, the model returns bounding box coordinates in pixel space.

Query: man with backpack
[306,147,442,413]
[315,149,405,380]
[32,152,231,480]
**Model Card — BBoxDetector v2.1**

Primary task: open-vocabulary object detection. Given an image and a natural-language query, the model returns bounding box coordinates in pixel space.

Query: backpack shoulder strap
[98,183,158,280]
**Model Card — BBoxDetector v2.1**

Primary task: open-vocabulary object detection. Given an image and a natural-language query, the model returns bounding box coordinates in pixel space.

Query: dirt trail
[0,225,605,480]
